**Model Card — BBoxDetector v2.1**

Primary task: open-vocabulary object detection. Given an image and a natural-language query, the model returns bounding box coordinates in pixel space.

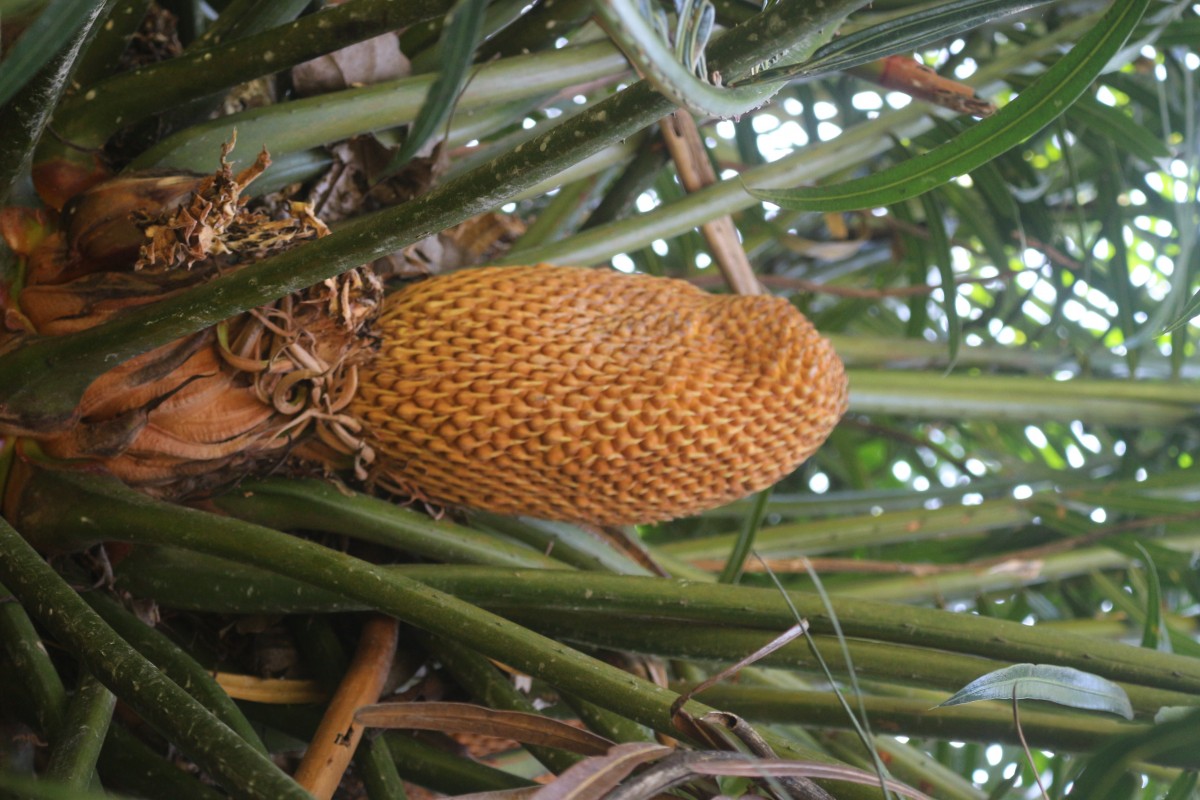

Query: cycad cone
[352,265,848,526]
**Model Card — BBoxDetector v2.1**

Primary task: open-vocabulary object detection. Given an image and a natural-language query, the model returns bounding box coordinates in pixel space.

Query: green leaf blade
[383,0,490,175]
[747,0,1057,83]
[0,0,98,109]
[1133,542,1171,653]
[918,190,960,366]
[939,663,1136,720]
[718,487,771,584]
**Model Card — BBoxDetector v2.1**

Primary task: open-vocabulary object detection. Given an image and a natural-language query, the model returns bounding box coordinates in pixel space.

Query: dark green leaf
[1095,139,1140,368]
[1093,547,1200,659]
[381,0,489,176]
[189,0,310,49]
[0,0,116,206]
[718,487,771,584]
[1163,770,1200,800]
[0,0,99,109]
[940,183,1009,276]
[919,190,960,366]
[1155,17,1200,47]
[889,198,931,338]
[1065,91,1173,164]
[745,0,1056,83]
[0,771,140,800]
[1133,542,1170,653]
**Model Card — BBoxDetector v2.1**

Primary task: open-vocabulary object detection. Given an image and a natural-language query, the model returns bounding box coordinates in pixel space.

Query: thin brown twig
[689,557,946,575]
[884,216,985,259]
[887,216,1085,273]
[967,509,1200,570]
[688,270,1014,299]
[1013,687,1051,800]
[1014,232,1084,273]
[660,111,763,296]
[840,418,972,474]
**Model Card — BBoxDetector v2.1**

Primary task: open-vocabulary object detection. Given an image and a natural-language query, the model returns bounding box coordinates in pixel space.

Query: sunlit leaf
[747,0,1153,211]
[1159,284,1200,336]
[593,0,804,118]
[939,663,1135,719]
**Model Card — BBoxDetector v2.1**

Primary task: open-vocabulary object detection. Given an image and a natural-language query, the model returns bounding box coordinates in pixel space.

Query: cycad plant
[1,1,1198,799]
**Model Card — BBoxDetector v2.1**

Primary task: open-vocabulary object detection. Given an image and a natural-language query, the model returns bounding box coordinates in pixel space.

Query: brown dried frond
[136,138,275,271]
[351,265,848,526]
[121,3,183,69]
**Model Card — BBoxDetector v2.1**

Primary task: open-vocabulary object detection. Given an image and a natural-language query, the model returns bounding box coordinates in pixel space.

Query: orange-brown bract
[352,265,849,526]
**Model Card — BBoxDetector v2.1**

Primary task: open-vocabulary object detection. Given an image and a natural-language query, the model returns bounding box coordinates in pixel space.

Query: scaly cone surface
[353,265,849,526]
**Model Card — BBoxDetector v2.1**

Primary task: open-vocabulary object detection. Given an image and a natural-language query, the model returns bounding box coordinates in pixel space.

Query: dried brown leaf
[307,137,446,223]
[778,235,868,261]
[866,55,996,117]
[134,138,273,271]
[690,757,934,800]
[214,673,328,704]
[121,4,183,69]
[529,743,673,800]
[671,624,806,734]
[452,789,542,800]
[292,34,409,96]
[355,701,615,756]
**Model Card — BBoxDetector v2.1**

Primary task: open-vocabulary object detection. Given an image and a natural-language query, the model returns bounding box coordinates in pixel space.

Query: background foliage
[0,0,1198,798]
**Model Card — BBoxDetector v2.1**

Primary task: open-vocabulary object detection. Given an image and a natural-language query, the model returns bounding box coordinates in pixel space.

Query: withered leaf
[355,701,615,755]
[530,743,673,800]
[292,34,409,96]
